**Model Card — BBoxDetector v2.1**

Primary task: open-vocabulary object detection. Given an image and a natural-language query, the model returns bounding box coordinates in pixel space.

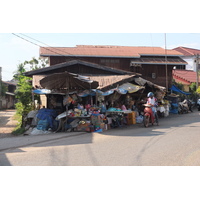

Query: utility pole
[164,33,168,91]
[196,54,199,90]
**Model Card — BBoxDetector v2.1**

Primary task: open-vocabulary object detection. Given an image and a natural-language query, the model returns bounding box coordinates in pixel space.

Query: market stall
[27,73,168,135]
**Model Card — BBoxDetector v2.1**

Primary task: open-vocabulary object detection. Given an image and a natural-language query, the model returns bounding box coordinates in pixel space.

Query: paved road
[0,110,200,166]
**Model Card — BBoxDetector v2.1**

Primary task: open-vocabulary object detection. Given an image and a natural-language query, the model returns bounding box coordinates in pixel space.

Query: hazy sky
[1,0,200,82]
[1,33,200,80]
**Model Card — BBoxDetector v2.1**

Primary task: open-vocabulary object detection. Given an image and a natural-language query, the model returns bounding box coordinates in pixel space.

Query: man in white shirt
[147,92,157,117]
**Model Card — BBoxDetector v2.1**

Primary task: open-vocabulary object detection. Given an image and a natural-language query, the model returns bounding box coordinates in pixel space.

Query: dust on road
[0,110,18,138]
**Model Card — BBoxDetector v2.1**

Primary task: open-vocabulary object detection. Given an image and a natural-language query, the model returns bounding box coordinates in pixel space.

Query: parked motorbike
[187,99,194,112]
[143,104,158,127]
[178,99,194,114]
[197,99,200,111]
[178,99,189,114]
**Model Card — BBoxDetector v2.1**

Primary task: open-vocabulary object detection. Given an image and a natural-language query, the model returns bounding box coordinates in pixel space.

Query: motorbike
[178,99,194,114]
[187,99,194,112]
[197,99,200,111]
[143,104,159,127]
[178,99,189,114]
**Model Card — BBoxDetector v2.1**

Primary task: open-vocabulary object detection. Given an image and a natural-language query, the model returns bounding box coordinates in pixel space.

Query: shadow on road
[1,110,200,166]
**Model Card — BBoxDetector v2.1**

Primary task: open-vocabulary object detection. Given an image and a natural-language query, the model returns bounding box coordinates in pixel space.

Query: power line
[11,33,79,61]
[19,33,77,57]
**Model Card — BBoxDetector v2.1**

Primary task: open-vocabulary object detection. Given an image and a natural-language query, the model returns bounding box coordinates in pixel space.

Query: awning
[77,83,144,97]
[170,85,191,95]
[40,72,99,91]
[134,77,166,91]
[131,57,187,65]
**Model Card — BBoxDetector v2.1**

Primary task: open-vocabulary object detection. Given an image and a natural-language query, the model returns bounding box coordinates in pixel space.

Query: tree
[13,57,48,129]
[24,57,49,70]
[0,81,7,97]
[14,63,33,127]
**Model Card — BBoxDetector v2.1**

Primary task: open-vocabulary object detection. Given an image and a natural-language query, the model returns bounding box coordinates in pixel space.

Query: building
[172,69,200,92]
[39,45,187,88]
[0,81,16,109]
[173,46,200,71]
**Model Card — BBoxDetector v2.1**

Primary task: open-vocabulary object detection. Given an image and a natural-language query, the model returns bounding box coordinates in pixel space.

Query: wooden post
[196,54,199,90]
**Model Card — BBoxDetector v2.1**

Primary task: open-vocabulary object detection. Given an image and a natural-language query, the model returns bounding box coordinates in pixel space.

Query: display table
[55,115,91,132]
[106,110,136,127]
[106,110,132,115]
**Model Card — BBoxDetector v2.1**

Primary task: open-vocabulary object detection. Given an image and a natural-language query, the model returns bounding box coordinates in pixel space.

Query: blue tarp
[33,89,51,95]
[36,109,57,129]
[170,85,191,95]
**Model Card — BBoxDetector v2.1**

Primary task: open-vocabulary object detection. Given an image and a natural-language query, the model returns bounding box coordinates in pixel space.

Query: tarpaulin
[33,89,51,94]
[170,85,191,95]
[118,83,144,93]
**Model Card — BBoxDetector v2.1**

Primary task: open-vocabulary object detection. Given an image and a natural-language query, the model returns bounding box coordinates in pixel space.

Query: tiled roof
[40,45,183,58]
[173,46,200,56]
[2,81,17,86]
[172,69,200,84]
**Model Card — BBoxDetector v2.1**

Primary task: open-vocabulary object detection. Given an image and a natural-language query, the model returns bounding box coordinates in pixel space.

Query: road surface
[0,109,17,138]
[0,110,200,166]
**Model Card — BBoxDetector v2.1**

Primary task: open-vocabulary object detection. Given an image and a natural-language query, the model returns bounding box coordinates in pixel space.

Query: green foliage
[13,57,48,133]
[24,57,49,71]
[172,79,184,91]
[197,86,200,94]
[189,82,197,93]
[14,63,33,129]
[12,112,25,136]
[12,126,25,136]
[0,81,8,96]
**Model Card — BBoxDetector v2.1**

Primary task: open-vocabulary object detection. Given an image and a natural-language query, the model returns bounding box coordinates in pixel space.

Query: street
[0,110,200,166]
[0,109,18,138]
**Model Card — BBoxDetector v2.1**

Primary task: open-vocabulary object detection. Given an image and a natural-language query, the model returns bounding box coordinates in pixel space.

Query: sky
[1,33,200,81]
[1,0,200,81]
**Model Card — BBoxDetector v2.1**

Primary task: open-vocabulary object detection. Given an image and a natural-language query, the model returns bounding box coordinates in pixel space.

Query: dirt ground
[0,109,18,138]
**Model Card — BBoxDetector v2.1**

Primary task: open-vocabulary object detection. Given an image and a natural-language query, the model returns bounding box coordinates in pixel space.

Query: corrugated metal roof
[88,75,137,89]
[131,57,187,65]
[40,45,183,58]
[24,60,133,76]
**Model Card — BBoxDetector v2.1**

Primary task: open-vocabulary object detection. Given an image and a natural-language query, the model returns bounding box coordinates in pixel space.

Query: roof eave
[40,54,141,58]
[139,54,183,57]
[131,62,187,65]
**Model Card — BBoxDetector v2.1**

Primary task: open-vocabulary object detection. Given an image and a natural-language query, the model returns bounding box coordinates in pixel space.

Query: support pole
[196,54,199,90]
[164,33,168,91]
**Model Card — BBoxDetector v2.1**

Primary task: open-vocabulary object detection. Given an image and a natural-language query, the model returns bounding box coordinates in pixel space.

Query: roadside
[0,109,18,138]
[0,108,198,152]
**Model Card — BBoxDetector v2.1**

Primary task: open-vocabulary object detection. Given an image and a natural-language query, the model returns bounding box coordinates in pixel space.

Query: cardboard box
[127,112,136,125]
[77,123,90,132]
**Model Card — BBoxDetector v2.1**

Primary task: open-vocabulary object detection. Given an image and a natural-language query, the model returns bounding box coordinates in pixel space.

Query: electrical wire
[18,33,78,57]
[11,33,79,61]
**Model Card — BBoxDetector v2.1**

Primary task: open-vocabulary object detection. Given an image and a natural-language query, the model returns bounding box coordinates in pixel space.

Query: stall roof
[40,72,99,91]
[94,75,166,92]
[24,59,133,76]
[88,75,139,90]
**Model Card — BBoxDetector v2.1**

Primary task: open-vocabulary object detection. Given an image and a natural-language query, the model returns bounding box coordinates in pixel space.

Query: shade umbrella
[40,72,99,92]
